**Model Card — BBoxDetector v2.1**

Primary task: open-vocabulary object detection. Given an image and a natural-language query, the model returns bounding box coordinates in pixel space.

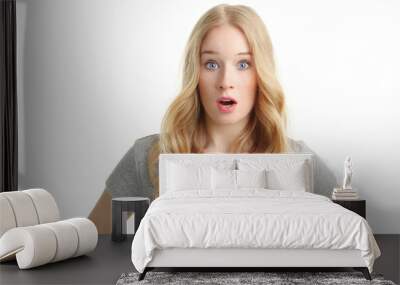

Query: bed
[131,153,381,281]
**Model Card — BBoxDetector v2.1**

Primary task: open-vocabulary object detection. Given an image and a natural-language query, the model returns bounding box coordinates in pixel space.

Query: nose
[218,66,235,90]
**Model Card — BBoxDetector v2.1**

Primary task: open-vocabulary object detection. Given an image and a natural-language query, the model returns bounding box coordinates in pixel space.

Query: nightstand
[111,197,150,242]
[332,199,366,219]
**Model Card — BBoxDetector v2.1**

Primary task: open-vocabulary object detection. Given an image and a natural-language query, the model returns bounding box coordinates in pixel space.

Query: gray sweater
[104,134,336,201]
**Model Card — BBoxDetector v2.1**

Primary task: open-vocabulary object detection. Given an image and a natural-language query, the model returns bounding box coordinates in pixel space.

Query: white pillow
[211,168,268,190]
[237,158,312,192]
[266,162,307,191]
[237,169,268,189]
[166,161,212,192]
[212,168,236,190]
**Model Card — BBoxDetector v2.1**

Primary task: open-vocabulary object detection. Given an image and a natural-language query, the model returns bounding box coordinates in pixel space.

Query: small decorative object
[342,156,353,190]
[332,156,359,200]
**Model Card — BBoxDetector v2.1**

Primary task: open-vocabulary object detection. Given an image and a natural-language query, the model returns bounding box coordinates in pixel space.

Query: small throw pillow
[166,161,212,192]
[266,162,307,191]
[237,169,268,189]
[212,168,237,190]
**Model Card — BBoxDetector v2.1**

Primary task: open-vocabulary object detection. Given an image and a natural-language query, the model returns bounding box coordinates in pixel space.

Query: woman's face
[198,24,257,126]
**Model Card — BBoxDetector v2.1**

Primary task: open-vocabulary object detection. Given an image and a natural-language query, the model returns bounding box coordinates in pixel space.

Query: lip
[216,96,238,104]
[216,96,238,113]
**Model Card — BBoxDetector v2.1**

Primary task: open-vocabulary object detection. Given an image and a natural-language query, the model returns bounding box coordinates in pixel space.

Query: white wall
[16,0,400,233]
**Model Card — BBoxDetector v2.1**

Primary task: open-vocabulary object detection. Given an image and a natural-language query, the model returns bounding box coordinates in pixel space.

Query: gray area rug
[116,271,397,285]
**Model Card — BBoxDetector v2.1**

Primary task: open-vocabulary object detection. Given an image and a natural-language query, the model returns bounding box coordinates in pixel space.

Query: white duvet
[131,189,381,273]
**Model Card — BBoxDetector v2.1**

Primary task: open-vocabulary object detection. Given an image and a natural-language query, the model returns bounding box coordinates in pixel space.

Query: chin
[213,116,244,126]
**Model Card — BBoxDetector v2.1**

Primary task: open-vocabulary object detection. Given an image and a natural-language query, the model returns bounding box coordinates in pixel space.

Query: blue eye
[206,61,219,71]
[205,60,250,71]
[238,61,250,70]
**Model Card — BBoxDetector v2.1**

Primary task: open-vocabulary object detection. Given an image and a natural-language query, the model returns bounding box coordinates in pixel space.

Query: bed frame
[137,154,372,281]
[139,248,371,280]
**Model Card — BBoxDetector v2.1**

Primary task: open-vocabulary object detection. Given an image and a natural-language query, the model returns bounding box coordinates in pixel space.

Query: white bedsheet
[131,189,381,273]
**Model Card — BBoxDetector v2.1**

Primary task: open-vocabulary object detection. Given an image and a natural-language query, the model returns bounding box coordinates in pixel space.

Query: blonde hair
[147,4,289,198]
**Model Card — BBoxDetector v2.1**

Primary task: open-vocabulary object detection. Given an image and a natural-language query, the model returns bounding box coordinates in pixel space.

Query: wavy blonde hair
[147,4,289,198]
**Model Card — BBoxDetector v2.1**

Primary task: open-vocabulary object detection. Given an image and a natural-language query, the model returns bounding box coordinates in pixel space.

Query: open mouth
[217,97,237,106]
[219,99,237,106]
[216,97,238,113]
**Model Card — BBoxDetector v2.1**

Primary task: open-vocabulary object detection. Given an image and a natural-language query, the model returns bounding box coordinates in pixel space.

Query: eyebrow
[200,50,252,56]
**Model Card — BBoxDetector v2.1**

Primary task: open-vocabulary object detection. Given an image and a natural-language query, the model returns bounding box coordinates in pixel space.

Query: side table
[332,199,366,219]
[112,197,150,242]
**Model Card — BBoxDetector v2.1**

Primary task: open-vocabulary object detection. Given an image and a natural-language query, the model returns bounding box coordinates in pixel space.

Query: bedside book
[331,187,359,200]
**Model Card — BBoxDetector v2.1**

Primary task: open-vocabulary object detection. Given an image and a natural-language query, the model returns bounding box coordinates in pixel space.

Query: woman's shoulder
[104,133,159,198]
[134,133,159,149]
[287,137,312,153]
[132,133,160,162]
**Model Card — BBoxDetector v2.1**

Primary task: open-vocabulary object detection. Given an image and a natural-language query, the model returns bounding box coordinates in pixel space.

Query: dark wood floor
[0,235,398,284]
[373,234,400,284]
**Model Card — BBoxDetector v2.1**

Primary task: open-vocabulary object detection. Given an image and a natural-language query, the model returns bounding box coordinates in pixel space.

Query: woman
[89,4,335,234]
